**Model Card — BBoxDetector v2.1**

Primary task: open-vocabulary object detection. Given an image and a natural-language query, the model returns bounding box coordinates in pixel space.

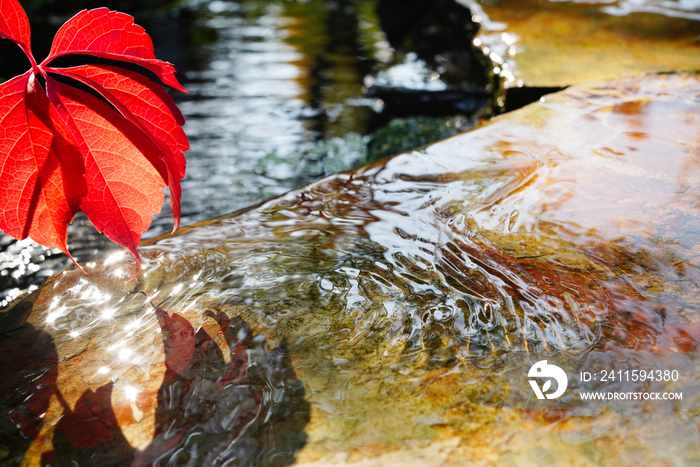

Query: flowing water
[4,73,700,466]
[1,0,390,308]
[3,1,700,466]
[464,0,700,89]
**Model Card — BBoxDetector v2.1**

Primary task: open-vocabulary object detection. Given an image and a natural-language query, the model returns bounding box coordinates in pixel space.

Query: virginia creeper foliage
[0,0,188,277]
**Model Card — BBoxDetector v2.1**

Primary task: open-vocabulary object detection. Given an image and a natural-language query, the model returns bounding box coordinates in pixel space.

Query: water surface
[4,73,700,466]
[464,0,700,87]
[1,0,388,307]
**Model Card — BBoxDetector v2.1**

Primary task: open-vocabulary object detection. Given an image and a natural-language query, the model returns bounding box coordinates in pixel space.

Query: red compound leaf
[44,7,186,92]
[0,0,31,56]
[0,0,188,278]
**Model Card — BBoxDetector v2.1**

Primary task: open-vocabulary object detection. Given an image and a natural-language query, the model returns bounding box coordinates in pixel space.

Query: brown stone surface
[3,73,700,465]
[462,0,700,88]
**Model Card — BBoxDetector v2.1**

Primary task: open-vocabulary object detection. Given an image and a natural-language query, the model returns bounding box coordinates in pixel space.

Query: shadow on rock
[135,305,310,466]
[0,303,309,467]
[0,323,58,465]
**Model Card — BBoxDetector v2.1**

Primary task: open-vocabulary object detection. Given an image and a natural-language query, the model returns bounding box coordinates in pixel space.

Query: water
[3,73,700,465]
[463,0,700,89]
[1,0,389,308]
[3,0,700,465]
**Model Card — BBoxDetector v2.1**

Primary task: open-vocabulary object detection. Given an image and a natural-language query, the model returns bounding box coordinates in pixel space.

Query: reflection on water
[3,73,700,465]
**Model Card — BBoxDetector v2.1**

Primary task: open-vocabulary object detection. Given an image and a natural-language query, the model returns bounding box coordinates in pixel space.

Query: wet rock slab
[3,73,700,465]
[463,0,700,88]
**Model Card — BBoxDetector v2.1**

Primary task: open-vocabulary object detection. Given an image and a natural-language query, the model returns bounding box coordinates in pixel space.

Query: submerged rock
[3,73,700,465]
[366,0,491,121]
[463,0,700,88]
[365,114,476,163]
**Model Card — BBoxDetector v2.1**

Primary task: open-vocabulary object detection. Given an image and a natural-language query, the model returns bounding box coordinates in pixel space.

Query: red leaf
[47,78,167,277]
[44,8,187,93]
[56,65,188,157]
[0,73,85,265]
[49,64,188,228]
[0,1,188,277]
[0,0,31,57]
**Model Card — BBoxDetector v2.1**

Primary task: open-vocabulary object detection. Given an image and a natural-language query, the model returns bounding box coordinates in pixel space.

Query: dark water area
[1,0,489,308]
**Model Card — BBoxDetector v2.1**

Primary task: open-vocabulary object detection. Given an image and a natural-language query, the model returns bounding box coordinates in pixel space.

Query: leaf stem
[22,44,39,74]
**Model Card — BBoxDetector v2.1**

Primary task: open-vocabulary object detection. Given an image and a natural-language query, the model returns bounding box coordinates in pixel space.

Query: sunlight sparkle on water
[125,319,142,331]
[118,348,133,361]
[79,286,111,303]
[501,32,516,45]
[122,385,139,402]
[170,284,184,296]
[103,251,126,267]
[101,308,116,320]
[46,306,66,325]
